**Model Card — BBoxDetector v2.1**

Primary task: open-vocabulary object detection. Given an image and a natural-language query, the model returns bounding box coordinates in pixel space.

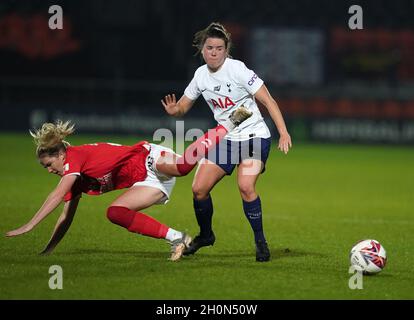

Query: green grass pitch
[0,133,413,299]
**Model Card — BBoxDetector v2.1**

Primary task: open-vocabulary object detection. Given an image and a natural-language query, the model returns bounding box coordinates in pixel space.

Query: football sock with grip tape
[107,206,169,239]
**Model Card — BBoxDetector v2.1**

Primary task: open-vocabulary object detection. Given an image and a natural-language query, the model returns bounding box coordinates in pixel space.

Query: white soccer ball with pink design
[349,239,387,274]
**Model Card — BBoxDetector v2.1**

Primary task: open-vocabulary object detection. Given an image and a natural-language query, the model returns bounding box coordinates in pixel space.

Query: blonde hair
[30,120,75,158]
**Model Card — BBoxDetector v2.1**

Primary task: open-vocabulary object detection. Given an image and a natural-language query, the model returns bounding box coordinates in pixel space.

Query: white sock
[165,228,183,242]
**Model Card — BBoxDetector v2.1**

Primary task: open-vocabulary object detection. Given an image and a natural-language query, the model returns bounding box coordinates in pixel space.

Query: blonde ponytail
[30,120,75,157]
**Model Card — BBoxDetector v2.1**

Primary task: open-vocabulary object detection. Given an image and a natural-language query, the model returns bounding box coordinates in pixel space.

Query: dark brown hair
[193,22,232,55]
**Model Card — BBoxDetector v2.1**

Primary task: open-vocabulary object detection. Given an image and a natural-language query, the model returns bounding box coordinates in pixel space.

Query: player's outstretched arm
[254,84,292,154]
[40,195,81,255]
[161,94,195,117]
[6,175,78,237]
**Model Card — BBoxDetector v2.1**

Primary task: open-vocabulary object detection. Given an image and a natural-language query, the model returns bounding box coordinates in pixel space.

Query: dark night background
[1,0,413,142]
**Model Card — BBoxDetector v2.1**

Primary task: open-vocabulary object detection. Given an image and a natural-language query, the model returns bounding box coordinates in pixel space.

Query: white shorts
[132,144,176,204]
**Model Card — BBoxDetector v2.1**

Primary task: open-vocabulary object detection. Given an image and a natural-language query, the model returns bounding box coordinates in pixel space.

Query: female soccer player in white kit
[161,22,292,262]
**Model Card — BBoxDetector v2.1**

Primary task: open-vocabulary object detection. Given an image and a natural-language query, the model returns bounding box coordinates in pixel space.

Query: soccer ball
[349,239,387,274]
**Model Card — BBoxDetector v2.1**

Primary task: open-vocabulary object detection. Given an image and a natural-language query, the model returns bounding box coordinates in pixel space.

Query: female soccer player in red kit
[6,108,251,261]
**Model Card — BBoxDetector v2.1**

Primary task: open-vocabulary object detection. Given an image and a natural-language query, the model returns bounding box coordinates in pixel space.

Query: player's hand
[5,224,33,237]
[278,133,292,154]
[161,94,180,116]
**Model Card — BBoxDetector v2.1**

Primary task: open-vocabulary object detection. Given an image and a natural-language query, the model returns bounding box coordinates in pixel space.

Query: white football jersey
[184,58,271,141]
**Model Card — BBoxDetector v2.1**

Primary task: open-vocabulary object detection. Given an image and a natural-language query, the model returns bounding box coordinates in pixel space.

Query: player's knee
[176,163,192,176]
[106,206,133,228]
[192,184,210,200]
[107,206,120,224]
[238,182,256,200]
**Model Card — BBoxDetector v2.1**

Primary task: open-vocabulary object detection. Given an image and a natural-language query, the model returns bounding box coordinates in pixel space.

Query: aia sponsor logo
[210,97,235,109]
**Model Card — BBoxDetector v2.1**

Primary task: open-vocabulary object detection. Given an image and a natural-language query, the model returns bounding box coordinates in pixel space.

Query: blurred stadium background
[1,0,414,143]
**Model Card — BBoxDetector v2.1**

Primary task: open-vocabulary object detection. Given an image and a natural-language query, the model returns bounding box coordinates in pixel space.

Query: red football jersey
[63,141,150,201]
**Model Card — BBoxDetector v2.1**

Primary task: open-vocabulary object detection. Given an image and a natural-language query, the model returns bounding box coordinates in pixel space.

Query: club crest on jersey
[214,85,221,92]
[226,83,232,92]
[63,163,69,173]
[210,97,235,109]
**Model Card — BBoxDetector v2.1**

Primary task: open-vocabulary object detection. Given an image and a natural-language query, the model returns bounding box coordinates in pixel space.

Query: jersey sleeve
[184,75,201,101]
[63,148,85,177]
[235,61,264,96]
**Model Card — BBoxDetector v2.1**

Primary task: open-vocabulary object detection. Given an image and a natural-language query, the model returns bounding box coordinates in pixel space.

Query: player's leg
[155,125,228,177]
[156,106,253,177]
[107,186,190,261]
[237,160,270,262]
[237,138,272,262]
[110,185,165,211]
[183,159,227,255]
[192,159,226,236]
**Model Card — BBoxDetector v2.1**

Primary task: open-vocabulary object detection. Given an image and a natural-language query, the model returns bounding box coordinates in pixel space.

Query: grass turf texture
[0,133,413,299]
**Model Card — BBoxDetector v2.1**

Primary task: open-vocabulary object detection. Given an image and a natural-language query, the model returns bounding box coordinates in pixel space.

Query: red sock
[107,206,169,239]
[176,124,228,176]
